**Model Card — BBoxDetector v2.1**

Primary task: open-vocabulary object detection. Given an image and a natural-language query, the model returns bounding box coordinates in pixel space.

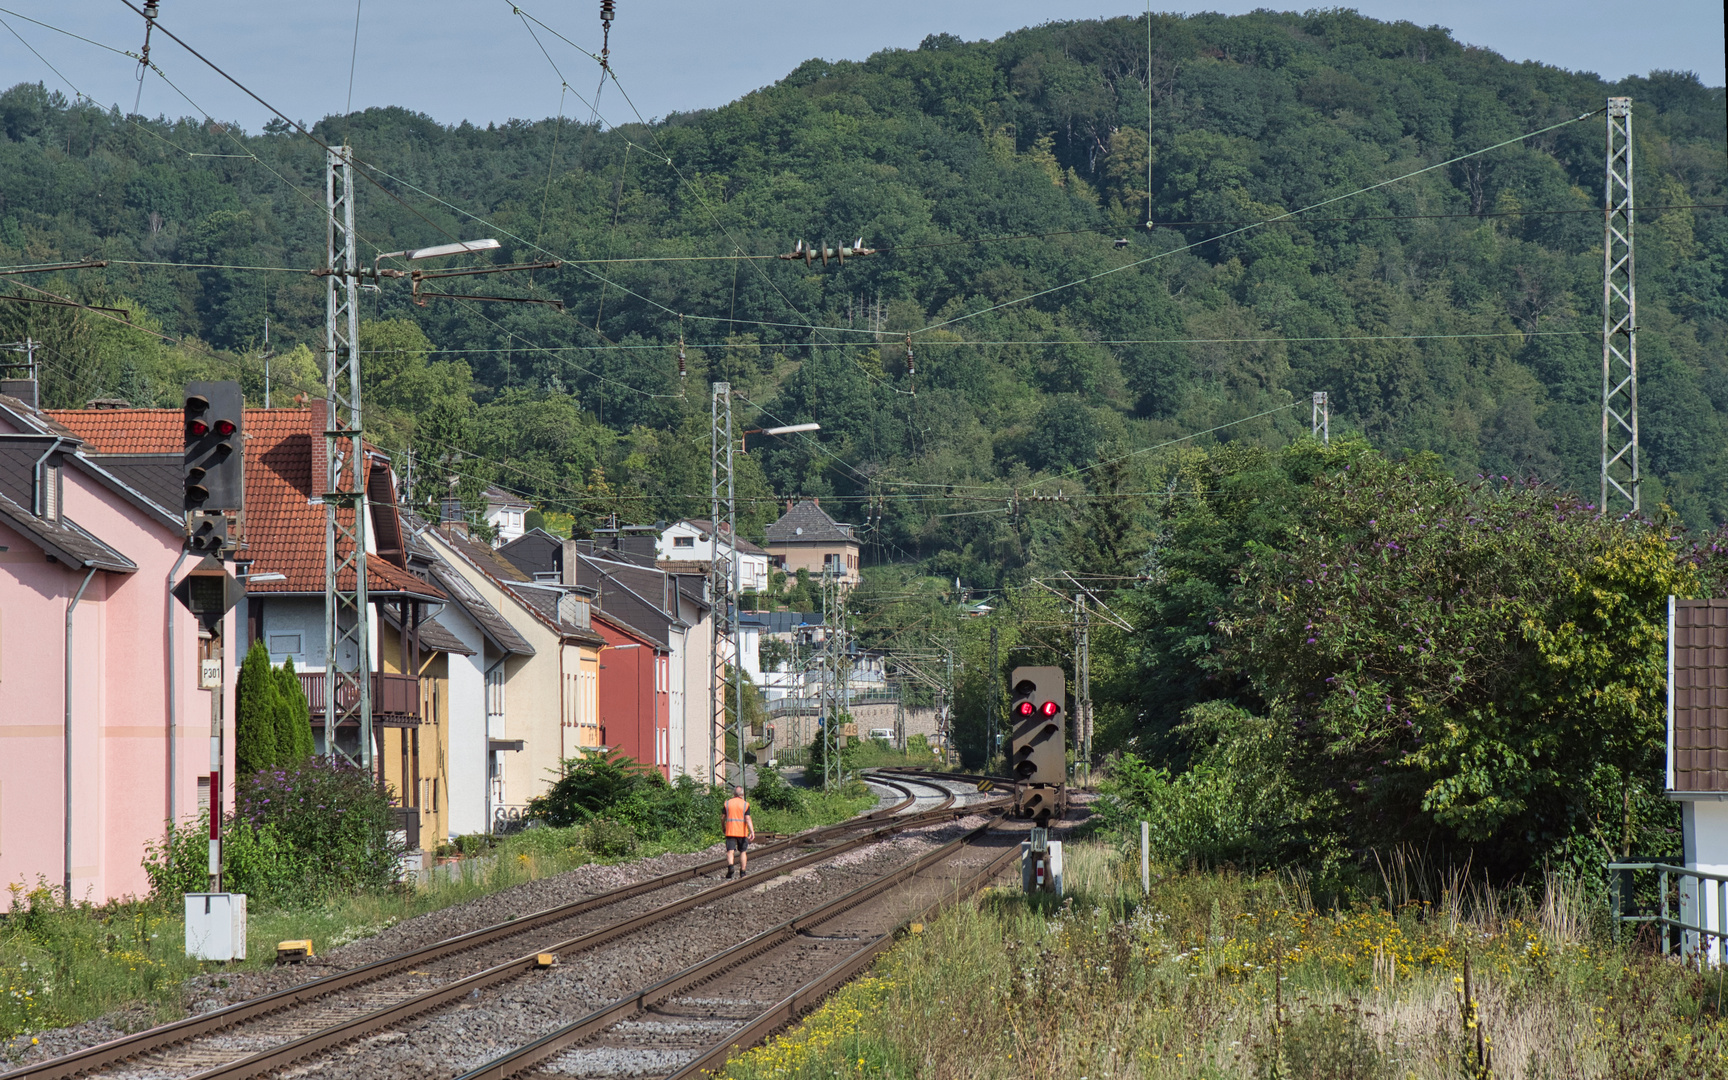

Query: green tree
[274,656,314,762]
[1225,450,1700,875]
[235,639,283,775]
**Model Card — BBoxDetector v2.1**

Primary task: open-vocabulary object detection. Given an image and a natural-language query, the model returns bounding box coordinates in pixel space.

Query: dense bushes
[526,751,726,843]
[1104,440,1722,879]
[749,766,804,812]
[143,758,401,906]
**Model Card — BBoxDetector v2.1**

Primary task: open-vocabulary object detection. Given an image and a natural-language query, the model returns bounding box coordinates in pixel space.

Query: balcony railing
[301,671,422,726]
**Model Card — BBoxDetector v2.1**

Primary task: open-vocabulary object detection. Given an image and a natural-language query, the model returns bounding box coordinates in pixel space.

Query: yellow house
[377,614,468,853]
[424,522,604,827]
[764,499,862,588]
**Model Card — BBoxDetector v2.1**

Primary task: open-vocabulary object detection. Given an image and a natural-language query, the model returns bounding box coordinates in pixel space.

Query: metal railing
[764,688,898,715]
[1607,861,1728,960]
[301,671,422,721]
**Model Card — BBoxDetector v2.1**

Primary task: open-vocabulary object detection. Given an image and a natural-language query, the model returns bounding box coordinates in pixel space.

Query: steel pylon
[709,382,735,785]
[1601,98,1638,514]
[324,144,371,770]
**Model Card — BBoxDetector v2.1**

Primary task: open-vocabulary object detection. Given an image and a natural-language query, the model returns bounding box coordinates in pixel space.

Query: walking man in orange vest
[723,785,755,878]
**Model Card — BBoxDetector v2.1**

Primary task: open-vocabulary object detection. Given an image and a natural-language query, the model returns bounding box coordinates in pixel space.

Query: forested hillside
[0,8,1722,584]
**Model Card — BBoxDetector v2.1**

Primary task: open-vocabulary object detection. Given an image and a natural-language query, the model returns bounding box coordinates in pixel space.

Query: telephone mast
[1601,97,1638,514]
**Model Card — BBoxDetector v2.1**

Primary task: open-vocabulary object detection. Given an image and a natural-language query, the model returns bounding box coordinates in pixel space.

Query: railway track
[5,773,1000,1080]
[457,813,1024,1079]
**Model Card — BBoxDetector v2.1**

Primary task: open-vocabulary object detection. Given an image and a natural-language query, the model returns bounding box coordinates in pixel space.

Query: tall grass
[722,841,1728,1079]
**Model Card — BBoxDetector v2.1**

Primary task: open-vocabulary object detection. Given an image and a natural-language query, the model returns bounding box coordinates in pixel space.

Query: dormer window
[39,459,60,521]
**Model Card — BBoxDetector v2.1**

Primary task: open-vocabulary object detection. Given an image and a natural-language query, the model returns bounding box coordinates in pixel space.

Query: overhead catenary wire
[378,328,1590,356]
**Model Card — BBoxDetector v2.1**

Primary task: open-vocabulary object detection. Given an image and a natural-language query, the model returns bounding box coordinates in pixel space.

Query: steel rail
[2,776,962,1080]
[666,834,1025,1079]
[454,814,1013,1080]
[143,796,1006,1080]
[875,765,1017,787]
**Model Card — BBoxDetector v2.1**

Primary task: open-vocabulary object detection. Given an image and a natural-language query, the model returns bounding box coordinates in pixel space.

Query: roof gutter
[65,566,96,902]
[33,436,70,517]
[165,549,190,845]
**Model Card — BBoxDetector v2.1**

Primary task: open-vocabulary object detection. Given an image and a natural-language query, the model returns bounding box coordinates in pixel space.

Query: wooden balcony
[301,671,422,727]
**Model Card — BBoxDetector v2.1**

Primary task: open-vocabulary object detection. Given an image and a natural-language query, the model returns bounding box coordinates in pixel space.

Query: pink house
[0,394,232,908]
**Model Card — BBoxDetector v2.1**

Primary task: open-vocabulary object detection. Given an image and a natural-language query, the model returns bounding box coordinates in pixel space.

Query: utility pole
[821,568,847,789]
[1311,391,1329,445]
[1077,599,1093,786]
[1602,96,1638,514]
[943,640,954,766]
[988,620,1000,769]
[0,338,38,406]
[323,144,371,772]
[260,315,273,409]
[895,682,905,756]
[709,382,735,786]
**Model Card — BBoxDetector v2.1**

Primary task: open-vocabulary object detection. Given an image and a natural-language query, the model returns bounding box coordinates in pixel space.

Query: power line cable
[914,107,1605,337]
[344,0,363,115]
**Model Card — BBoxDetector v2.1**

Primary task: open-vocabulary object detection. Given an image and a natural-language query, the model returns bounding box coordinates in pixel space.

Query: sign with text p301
[200,659,222,689]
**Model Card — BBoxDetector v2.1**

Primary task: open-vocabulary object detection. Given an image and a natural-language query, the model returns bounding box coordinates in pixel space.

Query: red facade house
[592,609,670,777]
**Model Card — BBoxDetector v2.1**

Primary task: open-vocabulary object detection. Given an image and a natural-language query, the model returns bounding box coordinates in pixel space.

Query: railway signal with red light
[1008,665,1067,824]
[182,381,245,551]
[1008,665,1066,786]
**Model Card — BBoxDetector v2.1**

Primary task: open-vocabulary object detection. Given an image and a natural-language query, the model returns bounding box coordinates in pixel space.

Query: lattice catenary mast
[324,145,372,770]
[1602,97,1638,514]
[709,382,736,785]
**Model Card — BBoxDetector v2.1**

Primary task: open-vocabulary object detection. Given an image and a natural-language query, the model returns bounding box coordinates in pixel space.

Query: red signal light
[1015,701,1034,716]
[186,420,209,437]
[213,419,236,436]
[1040,700,1060,717]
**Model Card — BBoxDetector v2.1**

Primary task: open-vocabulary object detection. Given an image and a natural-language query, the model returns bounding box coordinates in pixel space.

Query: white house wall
[1682,800,1728,964]
[436,609,490,839]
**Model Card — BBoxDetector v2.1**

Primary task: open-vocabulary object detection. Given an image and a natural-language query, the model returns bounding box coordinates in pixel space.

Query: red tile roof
[48,406,440,600]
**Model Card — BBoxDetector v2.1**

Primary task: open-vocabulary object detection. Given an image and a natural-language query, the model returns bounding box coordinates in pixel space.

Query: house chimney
[813,496,820,507]
[310,398,330,494]
[561,538,580,588]
[787,499,794,514]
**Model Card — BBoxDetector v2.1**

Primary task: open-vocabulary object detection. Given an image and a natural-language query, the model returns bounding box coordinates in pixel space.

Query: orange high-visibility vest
[723,797,750,837]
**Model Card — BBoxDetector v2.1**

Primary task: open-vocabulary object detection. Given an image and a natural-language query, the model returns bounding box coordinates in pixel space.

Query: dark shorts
[725,836,749,852]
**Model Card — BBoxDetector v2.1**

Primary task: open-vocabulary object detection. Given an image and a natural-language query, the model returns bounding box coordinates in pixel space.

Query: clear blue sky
[0,3,1721,130]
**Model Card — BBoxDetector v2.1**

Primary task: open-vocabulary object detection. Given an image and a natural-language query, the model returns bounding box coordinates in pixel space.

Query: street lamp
[373,238,501,277]
[740,422,820,453]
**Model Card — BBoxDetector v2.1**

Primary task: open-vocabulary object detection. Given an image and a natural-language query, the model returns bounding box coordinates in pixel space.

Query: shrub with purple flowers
[143,759,402,907]
[235,758,402,899]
